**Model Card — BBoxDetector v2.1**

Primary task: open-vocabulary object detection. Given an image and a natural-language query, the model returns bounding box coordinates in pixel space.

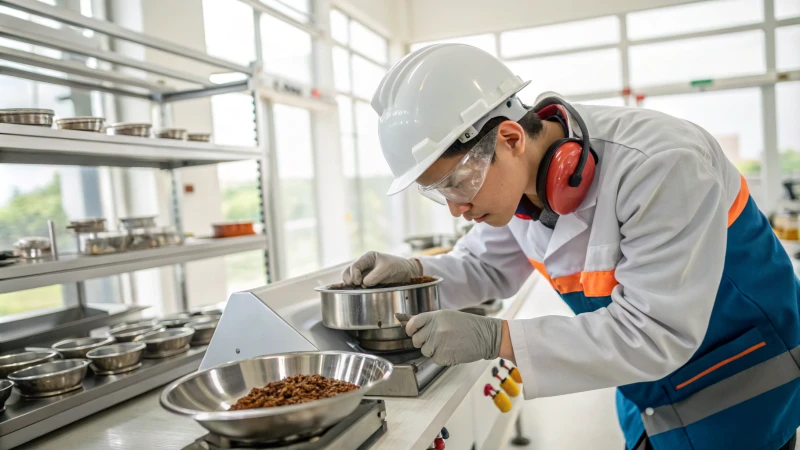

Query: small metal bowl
[187,132,211,142]
[108,122,152,137]
[0,380,13,413]
[0,108,54,127]
[66,218,106,233]
[55,116,105,133]
[0,351,60,379]
[86,343,146,375]
[110,323,165,343]
[8,359,90,398]
[13,236,51,259]
[140,328,194,359]
[159,313,193,329]
[155,128,187,140]
[51,336,115,359]
[187,317,218,346]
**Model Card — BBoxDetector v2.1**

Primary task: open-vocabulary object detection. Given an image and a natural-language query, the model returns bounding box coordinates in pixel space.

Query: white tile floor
[506,277,799,450]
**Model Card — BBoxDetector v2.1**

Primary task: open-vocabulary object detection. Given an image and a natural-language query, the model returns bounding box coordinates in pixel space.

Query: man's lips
[469,213,488,223]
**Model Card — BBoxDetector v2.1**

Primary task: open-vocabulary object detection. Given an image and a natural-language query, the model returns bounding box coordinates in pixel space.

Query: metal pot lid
[13,236,51,250]
[0,108,54,115]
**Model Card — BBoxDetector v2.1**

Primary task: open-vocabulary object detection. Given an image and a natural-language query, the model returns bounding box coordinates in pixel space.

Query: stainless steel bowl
[140,328,194,358]
[8,359,90,398]
[86,342,145,375]
[0,351,60,378]
[110,323,165,343]
[155,128,187,140]
[55,116,105,132]
[159,313,193,328]
[0,108,54,127]
[187,132,211,142]
[13,236,51,259]
[51,336,115,359]
[0,379,12,412]
[160,351,393,442]
[108,122,151,137]
[119,216,157,230]
[316,276,442,330]
[187,317,218,346]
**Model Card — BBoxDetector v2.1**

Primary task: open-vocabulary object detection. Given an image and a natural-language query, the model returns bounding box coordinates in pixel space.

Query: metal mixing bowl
[159,313,193,329]
[160,351,393,442]
[155,128,187,140]
[86,343,146,375]
[0,380,13,412]
[140,328,194,358]
[52,336,115,359]
[8,359,90,398]
[0,351,60,378]
[0,108,54,127]
[316,276,442,330]
[110,323,165,343]
[54,117,105,132]
[187,317,218,346]
[108,122,151,137]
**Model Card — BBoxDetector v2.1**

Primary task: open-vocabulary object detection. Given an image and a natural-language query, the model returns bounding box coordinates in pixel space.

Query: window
[261,0,311,24]
[777,25,800,72]
[627,0,763,40]
[777,82,800,175]
[202,0,255,66]
[642,89,764,177]
[273,104,320,277]
[629,31,765,87]
[410,33,497,56]
[776,0,800,20]
[331,9,398,257]
[500,16,619,58]
[260,14,313,84]
[507,48,622,103]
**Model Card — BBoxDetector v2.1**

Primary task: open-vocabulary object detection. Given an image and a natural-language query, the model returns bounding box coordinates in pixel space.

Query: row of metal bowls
[0,314,219,405]
[0,109,211,141]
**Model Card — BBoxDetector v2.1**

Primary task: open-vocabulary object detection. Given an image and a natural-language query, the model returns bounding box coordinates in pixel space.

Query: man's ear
[497,120,525,157]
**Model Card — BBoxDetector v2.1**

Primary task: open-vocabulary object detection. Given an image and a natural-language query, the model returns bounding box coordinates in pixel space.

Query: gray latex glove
[401,310,502,366]
[342,251,422,287]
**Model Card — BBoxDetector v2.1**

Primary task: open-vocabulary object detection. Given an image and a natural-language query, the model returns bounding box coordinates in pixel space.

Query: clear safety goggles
[417,126,498,205]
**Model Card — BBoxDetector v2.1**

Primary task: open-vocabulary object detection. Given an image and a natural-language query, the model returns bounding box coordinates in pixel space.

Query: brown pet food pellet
[330,275,438,290]
[228,374,359,411]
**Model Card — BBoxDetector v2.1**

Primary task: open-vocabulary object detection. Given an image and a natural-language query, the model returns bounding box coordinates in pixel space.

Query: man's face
[416,121,530,227]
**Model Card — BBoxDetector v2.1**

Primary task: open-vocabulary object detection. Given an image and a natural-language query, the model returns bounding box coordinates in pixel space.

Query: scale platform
[185,400,387,450]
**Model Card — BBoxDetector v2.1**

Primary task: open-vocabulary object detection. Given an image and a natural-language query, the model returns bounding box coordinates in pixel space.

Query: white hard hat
[372,44,531,195]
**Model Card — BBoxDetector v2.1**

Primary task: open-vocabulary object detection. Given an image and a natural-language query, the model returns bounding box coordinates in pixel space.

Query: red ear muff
[536,139,596,215]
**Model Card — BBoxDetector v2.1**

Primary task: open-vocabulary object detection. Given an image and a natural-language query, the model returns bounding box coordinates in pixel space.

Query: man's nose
[447,200,471,217]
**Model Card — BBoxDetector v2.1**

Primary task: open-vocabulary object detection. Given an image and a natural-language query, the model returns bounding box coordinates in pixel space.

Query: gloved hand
[402,310,502,366]
[342,251,422,287]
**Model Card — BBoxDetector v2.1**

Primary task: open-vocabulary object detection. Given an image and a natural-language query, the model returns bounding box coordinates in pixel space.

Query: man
[342,44,800,450]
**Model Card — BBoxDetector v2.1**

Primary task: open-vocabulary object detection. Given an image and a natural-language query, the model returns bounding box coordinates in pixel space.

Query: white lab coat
[419,100,743,399]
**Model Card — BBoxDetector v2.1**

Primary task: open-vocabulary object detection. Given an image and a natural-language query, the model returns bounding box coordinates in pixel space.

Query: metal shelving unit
[0,0,273,310]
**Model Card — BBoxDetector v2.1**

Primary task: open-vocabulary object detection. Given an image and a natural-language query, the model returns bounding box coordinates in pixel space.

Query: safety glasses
[417,126,498,205]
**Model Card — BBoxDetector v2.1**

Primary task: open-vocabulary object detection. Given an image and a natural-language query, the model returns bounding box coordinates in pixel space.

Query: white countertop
[17,273,540,450]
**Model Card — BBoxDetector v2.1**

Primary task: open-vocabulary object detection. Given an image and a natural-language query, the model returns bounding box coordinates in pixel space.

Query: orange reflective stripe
[727,175,750,227]
[529,259,618,297]
[580,270,619,297]
[675,341,766,390]
[552,274,583,294]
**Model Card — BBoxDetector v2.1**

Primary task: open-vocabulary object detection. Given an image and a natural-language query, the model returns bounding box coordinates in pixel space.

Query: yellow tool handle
[493,391,512,413]
[501,377,520,398]
[509,367,523,384]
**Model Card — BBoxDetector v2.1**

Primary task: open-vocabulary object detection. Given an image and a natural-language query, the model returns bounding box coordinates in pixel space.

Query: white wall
[406,0,705,42]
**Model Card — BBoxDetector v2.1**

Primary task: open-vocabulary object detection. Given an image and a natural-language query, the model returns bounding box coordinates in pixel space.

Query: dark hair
[441,107,544,159]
